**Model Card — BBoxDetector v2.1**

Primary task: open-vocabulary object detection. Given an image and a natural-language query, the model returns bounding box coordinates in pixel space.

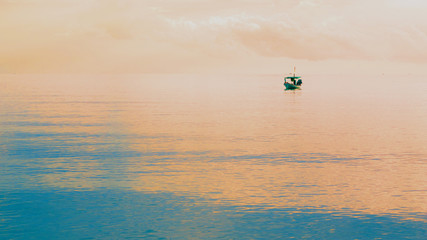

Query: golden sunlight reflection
[2,74,425,222]
[120,75,426,219]
[131,156,426,220]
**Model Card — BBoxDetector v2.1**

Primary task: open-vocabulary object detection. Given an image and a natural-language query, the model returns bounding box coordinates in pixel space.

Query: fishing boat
[284,76,302,89]
[284,67,303,90]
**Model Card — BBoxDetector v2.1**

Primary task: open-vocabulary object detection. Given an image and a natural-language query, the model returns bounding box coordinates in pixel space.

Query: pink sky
[1,0,427,74]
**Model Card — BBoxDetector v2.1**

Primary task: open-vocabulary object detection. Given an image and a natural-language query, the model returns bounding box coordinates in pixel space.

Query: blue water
[1,190,426,239]
[1,74,426,239]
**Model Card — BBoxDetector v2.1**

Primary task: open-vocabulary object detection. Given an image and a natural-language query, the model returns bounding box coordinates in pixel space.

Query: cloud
[0,0,426,73]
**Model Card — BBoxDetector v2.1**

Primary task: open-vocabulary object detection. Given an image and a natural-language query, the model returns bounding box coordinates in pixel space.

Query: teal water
[1,74,426,239]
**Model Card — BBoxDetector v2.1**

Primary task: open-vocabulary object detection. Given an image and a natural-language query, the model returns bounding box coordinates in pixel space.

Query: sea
[1,74,426,239]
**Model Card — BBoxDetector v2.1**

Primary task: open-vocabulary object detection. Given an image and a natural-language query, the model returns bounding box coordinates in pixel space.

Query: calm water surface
[1,74,426,239]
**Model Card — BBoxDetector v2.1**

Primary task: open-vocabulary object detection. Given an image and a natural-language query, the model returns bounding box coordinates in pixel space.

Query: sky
[1,0,427,74]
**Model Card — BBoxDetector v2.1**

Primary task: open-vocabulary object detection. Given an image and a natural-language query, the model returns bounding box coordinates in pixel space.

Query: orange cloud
[0,0,426,73]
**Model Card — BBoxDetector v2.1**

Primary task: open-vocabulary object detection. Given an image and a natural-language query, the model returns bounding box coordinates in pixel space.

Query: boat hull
[284,83,300,90]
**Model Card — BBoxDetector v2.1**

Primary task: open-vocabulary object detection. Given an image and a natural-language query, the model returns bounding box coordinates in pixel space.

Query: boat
[284,77,302,89]
[284,67,303,90]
